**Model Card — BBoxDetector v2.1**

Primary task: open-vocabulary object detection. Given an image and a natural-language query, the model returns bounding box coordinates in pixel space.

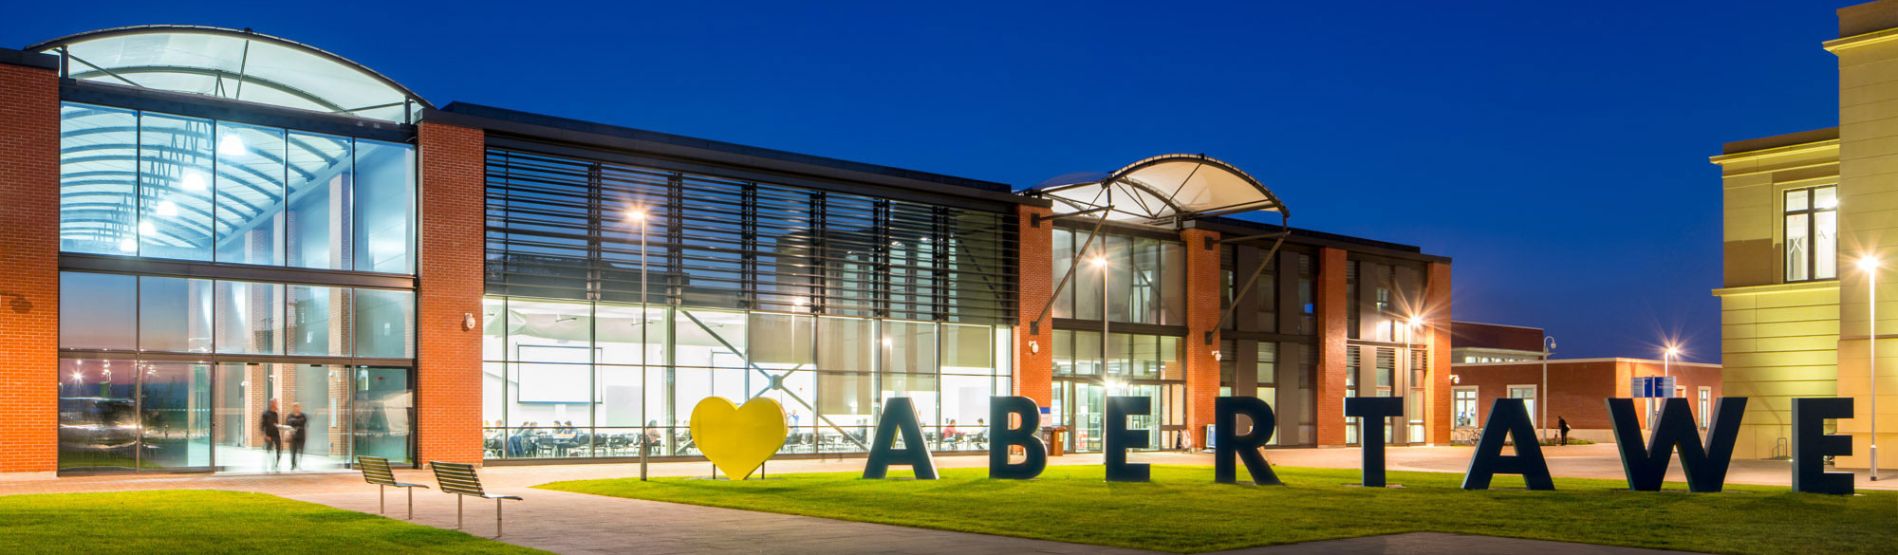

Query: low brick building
[1451,358,1723,443]
[1449,321,1723,444]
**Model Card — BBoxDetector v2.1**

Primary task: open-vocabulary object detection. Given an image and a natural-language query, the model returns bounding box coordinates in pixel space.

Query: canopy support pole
[1207,213,1291,345]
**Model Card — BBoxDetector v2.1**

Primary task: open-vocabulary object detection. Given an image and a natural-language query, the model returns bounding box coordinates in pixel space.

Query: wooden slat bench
[429,461,523,537]
[358,456,429,520]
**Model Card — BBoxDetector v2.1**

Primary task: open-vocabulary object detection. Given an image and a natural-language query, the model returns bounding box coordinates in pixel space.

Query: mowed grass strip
[0,490,542,555]
[540,465,1897,554]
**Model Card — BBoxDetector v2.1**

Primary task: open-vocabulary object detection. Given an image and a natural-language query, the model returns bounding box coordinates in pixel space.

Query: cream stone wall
[1829,28,1898,470]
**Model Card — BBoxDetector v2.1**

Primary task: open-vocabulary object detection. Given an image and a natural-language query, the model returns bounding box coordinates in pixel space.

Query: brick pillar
[0,54,61,476]
[1015,205,1054,407]
[1314,247,1350,446]
[1424,261,1454,445]
[417,121,486,465]
[1181,228,1222,449]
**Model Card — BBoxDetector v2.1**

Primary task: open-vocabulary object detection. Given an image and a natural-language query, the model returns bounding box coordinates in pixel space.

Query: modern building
[1449,322,1721,443]
[0,26,1451,477]
[1712,1,1898,468]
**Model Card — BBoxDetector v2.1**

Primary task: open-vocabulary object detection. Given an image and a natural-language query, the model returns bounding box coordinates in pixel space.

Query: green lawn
[541,465,1897,554]
[0,490,541,555]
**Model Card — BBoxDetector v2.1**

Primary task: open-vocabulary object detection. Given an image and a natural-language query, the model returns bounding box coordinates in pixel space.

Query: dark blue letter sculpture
[1462,398,1554,490]
[1104,396,1151,482]
[989,396,1047,480]
[1792,397,1854,495]
[1605,397,1746,492]
[1344,396,1406,487]
[1214,396,1282,485]
[863,397,937,479]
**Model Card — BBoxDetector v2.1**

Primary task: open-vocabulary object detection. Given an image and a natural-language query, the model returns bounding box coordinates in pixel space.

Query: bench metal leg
[456,495,463,529]
[407,487,415,520]
[378,485,385,514]
[496,499,504,537]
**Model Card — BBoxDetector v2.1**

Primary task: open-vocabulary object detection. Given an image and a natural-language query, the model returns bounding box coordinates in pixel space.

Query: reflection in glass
[59,272,136,350]
[138,362,212,469]
[58,358,137,471]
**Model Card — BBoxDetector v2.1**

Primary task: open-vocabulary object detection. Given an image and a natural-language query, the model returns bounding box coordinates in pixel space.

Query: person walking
[286,403,309,471]
[1557,416,1571,447]
[260,400,282,471]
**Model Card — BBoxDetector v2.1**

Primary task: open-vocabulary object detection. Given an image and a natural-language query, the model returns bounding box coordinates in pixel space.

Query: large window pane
[942,324,993,375]
[286,132,353,270]
[354,139,415,274]
[1052,228,1074,319]
[882,321,937,375]
[214,122,286,265]
[596,304,667,366]
[139,276,213,353]
[60,272,136,350]
[818,317,874,372]
[1817,209,1838,280]
[355,289,414,358]
[288,285,351,356]
[60,103,139,255]
[1786,213,1809,282]
[138,362,212,469]
[59,358,137,471]
[215,281,283,355]
[139,113,216,261]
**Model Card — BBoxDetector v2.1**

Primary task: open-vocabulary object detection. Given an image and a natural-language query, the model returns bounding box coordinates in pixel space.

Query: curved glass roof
[33,26,430,123]
[1033,154,1288,227]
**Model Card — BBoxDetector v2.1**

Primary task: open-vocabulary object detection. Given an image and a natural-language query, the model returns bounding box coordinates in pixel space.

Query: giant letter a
[1607,397,1746,492]
[1462,398,1554,490]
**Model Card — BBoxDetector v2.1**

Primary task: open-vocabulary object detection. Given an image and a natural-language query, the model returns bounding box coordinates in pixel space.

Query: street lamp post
[1542,336,1556,441]
[630,207,651,481]
[1861,255,1881,481]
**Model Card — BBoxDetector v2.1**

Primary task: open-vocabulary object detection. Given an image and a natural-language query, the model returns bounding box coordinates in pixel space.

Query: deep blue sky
[5,1,1858,362]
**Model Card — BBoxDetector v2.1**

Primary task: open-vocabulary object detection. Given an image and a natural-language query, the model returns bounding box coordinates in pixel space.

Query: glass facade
[56,101,419,473]
[1049,227,1185,325]
[482,147,1016,459]
[1220,242,1319,446]
[59,102,417,273]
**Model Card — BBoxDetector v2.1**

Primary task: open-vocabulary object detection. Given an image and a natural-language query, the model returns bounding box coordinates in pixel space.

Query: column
[1014,205,1055,407]
[416,120,487,464]
[1424,261,1454,445]
[1314,247,1350,446]
[0,51,61,476]
[1181,228,1222,449]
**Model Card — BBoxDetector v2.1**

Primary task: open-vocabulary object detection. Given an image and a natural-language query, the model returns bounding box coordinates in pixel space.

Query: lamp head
[1859,256,1881,272]
[1090,255,1108,269]
[626,207,648,223]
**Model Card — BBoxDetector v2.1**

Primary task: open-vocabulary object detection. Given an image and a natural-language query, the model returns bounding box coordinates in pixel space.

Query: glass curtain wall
[482,147,1017,460]
[1048,227,1185,325]
[1048,330,1184,452]
[1343,257,1427,445]
[58,102,416,274]
[1219,242,1318,446]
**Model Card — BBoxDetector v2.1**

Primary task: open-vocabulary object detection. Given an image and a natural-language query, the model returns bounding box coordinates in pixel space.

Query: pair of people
[259,401,310,471]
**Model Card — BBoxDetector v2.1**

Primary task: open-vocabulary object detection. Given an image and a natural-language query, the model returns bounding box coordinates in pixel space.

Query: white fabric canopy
[35,26,428,123]
[1034,154,1286,226]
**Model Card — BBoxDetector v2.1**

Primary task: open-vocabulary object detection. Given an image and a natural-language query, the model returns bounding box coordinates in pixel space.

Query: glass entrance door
[210,363,412,473]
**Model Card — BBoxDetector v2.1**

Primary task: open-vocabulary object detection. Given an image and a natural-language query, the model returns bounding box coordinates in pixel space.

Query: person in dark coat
[1558,416,1572,446]
[286,403,309,471]
[260,400,282,471]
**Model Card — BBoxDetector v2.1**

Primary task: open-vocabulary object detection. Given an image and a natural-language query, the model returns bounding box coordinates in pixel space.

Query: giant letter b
[989,396,1047,480]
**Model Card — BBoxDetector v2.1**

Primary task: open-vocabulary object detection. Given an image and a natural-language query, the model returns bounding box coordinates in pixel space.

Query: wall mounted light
[1028,340,1040,355]
[1211,350,1222,362]
[463,313,477,331]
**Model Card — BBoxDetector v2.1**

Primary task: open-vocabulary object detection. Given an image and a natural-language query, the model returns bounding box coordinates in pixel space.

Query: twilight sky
[3,1,1859,362]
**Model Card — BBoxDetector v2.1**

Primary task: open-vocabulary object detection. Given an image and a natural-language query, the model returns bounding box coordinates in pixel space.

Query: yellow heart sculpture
[689,396,788,480]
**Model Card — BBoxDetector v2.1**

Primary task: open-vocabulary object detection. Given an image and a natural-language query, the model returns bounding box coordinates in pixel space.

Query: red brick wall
[1314,247,1349,446]
[416,121,486,465]
[1425,261,1453,444]
[0,61,60,475]
[1452,359,1723,431]
[1014,205,1053,407]
[1180,228,1221,448]
[1450,321,1543,353]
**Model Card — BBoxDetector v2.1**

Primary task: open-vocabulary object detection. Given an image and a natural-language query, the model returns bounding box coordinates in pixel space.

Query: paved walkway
[4,445,1872,554]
